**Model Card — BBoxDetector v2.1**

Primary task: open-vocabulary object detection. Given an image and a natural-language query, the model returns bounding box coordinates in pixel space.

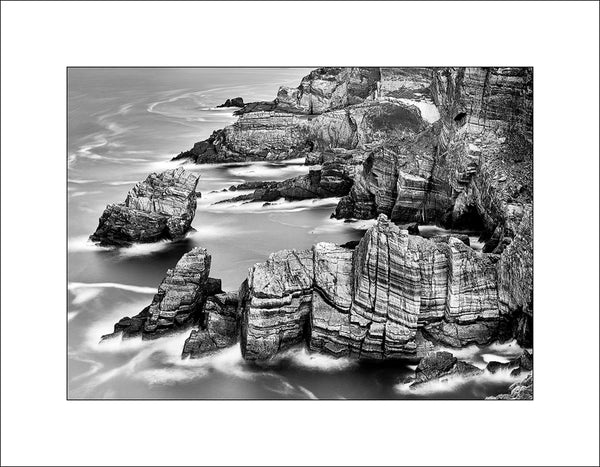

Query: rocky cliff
[173,67,434,164]
[90,167,199,246]
[239,215,512,360]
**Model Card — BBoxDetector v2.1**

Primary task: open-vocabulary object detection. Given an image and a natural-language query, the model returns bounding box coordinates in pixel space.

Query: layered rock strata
[173,112,312,163]
[90,168,199,246]
[240,215,512,360]
[174,68,432,165]
[102,248,231,341]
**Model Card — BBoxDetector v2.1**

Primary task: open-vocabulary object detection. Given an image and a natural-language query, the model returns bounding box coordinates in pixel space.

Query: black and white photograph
[2,1,598,466]
[67,66,534,401]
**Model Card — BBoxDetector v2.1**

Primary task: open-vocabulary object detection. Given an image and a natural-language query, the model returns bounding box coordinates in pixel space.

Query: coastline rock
[239,215,510,360]
[90,168,199,246]
[217,97,244,108]
[101,248,220,340]
[277,67,381,114]
[173,112,312,163]
[218,150,368,204]
[487,374,533,400]
[411,351,482,386]
[181,292,240,358]
[240,249,314,360]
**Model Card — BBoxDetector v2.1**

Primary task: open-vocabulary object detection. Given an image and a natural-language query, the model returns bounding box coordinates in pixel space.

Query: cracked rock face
[90,167,199,246]
[102,248,220,340]
[240,249,314,360]
[240,215,511,361]
[181,292,240,358]
[277,67,381,114]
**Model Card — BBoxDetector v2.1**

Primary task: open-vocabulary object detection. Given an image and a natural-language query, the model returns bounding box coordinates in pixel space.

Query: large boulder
[90,167,199,246]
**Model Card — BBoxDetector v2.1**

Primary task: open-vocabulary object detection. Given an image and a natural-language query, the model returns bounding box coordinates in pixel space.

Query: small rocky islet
[92,67,533,397]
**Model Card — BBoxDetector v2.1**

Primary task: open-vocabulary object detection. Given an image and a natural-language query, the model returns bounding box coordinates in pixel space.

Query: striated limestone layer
[90,168,199,246]
[430,67,533,345]
[102,248,226,341]
[240,249,314,360]
[240,215,510,360]
[174,111,312,163]
[334,123,450,221]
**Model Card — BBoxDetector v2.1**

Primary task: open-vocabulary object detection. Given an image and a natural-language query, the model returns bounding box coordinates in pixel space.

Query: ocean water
[67,68,526,399]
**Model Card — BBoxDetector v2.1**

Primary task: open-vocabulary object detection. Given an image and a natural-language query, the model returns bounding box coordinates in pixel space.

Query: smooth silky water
[68,68,524,399]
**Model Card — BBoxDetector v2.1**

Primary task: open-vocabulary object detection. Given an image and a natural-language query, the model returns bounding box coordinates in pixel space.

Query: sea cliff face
[238,215,511,361]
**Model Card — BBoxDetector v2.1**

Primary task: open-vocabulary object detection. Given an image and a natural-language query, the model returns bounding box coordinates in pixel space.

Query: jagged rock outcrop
[218,149,368,204]
[101,248,228,341]
[277,67,381,114]
[173,112,313,163]
[217,97,244,108]
[240,249,314,360]
[181,292,240,358]
[409,351,482,386]
[174,68,431,165]
[90,168,199,246]
[333,123,448,221]
[486,350,533,376]
[487,374,533,400]
[240,215,511,360]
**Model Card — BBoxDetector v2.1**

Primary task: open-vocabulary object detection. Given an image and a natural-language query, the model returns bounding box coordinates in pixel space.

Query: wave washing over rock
[90,67,533,399]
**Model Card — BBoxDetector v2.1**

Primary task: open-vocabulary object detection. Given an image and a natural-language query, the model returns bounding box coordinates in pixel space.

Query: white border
[2,1,599,466]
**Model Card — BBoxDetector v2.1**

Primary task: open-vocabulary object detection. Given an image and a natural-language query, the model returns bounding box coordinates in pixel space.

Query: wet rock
[173,112,312,163]
[181,292,240,358]
[101,248,216,341]
[412,351,482,386]
[487,374,533,400]
[240,249,314,360]
[217,97,244,108]
[90,168,199,246]
[486,360,512,374]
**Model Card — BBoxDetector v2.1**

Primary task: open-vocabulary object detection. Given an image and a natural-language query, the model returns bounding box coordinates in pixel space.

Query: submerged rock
[90,168,199,246]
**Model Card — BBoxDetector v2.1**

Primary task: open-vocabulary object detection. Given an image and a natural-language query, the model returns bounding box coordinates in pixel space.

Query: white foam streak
[68,282,156,294]
[266,346,357,371]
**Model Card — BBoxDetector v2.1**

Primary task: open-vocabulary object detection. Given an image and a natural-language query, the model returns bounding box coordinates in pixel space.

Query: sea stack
[90,167,199,246]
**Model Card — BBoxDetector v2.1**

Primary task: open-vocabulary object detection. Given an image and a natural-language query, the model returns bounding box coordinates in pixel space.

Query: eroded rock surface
[181,292,240,358]
[90,168,199,246]
[102,248,237,345]
[240,215,512,360]
[410,351,482,386]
